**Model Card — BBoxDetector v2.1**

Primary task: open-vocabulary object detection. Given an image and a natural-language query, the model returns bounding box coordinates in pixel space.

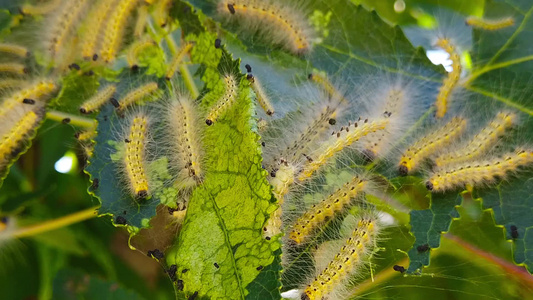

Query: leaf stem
[12,206,98,239]
[46,110,97,128]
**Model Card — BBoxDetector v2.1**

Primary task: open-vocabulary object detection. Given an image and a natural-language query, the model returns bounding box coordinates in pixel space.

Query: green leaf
[165,50,278,299]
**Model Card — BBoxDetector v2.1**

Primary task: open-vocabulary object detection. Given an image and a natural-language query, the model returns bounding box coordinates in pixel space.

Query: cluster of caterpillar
[17,0,177,71]
[0,80,58,176]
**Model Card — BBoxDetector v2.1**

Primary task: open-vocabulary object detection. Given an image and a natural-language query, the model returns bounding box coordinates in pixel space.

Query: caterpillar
[117,82,160,111]
[153,0,173,27]
[399,117,466,176]
[308,73,347,104]
[75,130,97,141]
[360,88,405,161]
[289,176,367,245]
[0,80,57,119]
[466,16,515,31]
[263,160,296,240]
[434,112,516,168]
[426,150,533,192]
[277,105,337,168]
[205,74,238,125]
[134,5,149,38]
[81,0,116,60]
[434,38,461,119]
[217,0,314,55]
[46,0,88,63]
[302,217,378,300]
[298,118,389,181]
[1,108,44,171]
[100,0,139,62]
[166,93,204,187]
[20,0,62,15]
[0,43,29,58]
[0,63,28,75]
[79,85,117,114]
[165,42,194,80]
[124,114,150,198]
[0,80,27,92]
[247,74,274,116]
[126,39,156,69]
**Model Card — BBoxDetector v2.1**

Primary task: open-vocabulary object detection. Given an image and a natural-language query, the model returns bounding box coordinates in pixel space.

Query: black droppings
[22,98,35,105]
[261,142,265,147]
[115,216,127,225]
[69,63,80,70]
[167,264,177,281]
[510,225,519,239]
[328,118,336,125]
[84,70,94,76]
[110,98,120,108]
[417,244,430,253]
[92,54,98,61]
[188,291,198,300]
[393,265,406,273]
[177,279,184,291]
[182,268,189,273]
[245,64,252,73]
[214,38,221,49]
[147,249,164,260]
[62,118,71,124]
[206,119,213,126]
[256,265,263,271]
[214,262,219,269]
[91,178,99,190]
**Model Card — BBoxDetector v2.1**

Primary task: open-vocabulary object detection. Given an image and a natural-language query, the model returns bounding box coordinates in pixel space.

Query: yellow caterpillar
[434,112,515,168]
[81,0,116,60]
[126,39,156,69]
[1,109,43,170]
[263,161,296,240]
[205,74,238,125]
[124,114,150,198]
[302,218,377,300]
[117,82,160,111]
[299,118,389,181]
[466,16,514,31]
[165,42,194,80]
[100,0,139,62]
[399,117,466,175]
[434,38,461,119]
[0,63,28,75]
[289,176,367,244]
[247,74,274,116]
[0,80,56,119]
[79,85,117,114]
[20,0,62,15]
[0,43,29,58]
[427,150,533,192]
[218,0,313,54]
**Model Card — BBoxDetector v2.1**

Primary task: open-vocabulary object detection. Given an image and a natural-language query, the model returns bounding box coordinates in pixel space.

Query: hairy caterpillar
[124,114,150,198]
[0,44,29,58]
[247,74,274,116]
[46,0,88,63]
[81,0,116,60]
[166,93,204,187]
[0,63,28,75]
[302,217,378,300]
[1,107,44,171]
[399,117,466,176]
[75,130,97,141]
[299,118,389,181]
[217,0,314,55]
[153,0,173,27]
[126,39,156,69]
[434,112,516,168]
[360,88,406,161]
[165,42,194,80]
[134,5,149,38]
[0,80,57,119]
[263,160,297,240]
[20,0,62,15]
[465,16,515,31]
[79,85,117,114]
[205,74,238,125]
[308,73,347,104]
[100,0,139,62]
[289,176,367,245]
[117,82,160,111]
[275,105,338,170]
[434,38,461,119]
[426,150,533,192]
